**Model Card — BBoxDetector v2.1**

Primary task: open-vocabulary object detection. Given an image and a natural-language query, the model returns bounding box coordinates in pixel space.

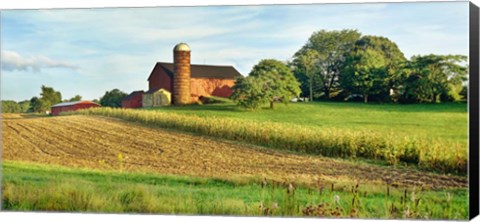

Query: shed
[51,101,101,116]
[122,90,144,108]
[142,88,171,107]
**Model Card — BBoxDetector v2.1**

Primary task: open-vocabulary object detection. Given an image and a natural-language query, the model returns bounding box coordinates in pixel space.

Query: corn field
[67,107,467,174]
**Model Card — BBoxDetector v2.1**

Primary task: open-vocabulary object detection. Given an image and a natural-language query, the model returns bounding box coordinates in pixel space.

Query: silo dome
[173,43,191,51]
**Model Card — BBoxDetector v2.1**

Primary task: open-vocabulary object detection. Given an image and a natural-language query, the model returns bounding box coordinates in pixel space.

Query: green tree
[27,86,62,113]
[459,85,468,101]
[248,59,301,109]
[293,29,361,99]
[340,48,387,103]
[352,36,407,101]
[67,95,82,102]
[18,100,30,112]
[28,97,42,113]
[100,89,128,108]
[230,76,266,110]
[399,54,467,103]
[1,100,21,113]
[39,85,62,112]
[291,49,320,101]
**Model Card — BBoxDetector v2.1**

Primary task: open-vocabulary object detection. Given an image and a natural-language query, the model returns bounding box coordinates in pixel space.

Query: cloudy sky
[0,1,469,101]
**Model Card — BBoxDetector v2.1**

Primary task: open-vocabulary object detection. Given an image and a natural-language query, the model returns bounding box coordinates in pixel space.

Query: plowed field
[2,114,466,188]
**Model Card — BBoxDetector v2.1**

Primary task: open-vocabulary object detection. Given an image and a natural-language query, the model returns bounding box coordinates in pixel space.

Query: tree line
[2,29,468,113]
[231,29,468,109]
[1,85,66,113]
[1,86,126,113]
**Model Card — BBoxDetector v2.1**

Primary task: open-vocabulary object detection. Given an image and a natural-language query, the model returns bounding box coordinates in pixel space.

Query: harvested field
[2,114,466,188]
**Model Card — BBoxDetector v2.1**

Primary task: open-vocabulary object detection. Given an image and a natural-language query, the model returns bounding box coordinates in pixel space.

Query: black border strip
[470,2,479,220]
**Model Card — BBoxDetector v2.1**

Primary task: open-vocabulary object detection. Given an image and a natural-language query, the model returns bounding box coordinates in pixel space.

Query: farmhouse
[51,101,100,116]
[122,43,242,108]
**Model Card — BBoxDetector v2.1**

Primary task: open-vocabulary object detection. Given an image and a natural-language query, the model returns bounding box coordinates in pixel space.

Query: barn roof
[51,101,100,108]
[148,62,242,81]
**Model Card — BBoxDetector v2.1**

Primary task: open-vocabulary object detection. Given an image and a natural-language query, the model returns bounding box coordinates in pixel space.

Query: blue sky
[0,2,469,101]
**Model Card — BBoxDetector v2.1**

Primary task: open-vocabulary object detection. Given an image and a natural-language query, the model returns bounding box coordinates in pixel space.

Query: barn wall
[142,94,153,107]
[122,93,143,108]
[51,103,100,116]
[52,106,73,115]
[51,107,62,115]
[149,67,173,92]
[190,78,235,100]
[72,103,100,112]
[121,100,130,108]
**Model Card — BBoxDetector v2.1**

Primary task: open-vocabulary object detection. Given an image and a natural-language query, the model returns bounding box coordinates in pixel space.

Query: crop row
[66,108,467,174]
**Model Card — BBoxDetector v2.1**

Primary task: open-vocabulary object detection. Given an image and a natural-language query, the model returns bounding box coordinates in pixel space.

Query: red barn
[121,90,144,108]
[51,101,100,116]
[122,42,243,107]
[148,62,242,103]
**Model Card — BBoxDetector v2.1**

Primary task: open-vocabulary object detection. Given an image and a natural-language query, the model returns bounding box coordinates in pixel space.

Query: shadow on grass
[306,101,467,113]
[145,104,246,113]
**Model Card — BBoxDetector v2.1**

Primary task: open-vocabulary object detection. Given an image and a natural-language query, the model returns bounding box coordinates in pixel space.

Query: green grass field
[145,101,467,143]
[2,161,468,219]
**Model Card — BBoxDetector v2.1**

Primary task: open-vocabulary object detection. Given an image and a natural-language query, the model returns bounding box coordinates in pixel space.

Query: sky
[0,1,469,101]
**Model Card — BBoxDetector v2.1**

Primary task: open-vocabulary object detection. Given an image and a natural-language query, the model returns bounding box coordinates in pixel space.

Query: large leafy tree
[399,54,467,103]
[340,35,406,102]
[230,76,266,110]
[28,96,43,113]
[100,89,128,107]
[232,59,301,110]
[352,36,406,100]
[249,59,301,109]
[40,85,62,109]
[291,49,320,101]
[340,48,387,103]
[41,85,62,103]
[293,29,361,99]
[28,85,62,113]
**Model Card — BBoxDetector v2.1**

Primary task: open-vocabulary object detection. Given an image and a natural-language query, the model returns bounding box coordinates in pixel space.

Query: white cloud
[1,50,79,72]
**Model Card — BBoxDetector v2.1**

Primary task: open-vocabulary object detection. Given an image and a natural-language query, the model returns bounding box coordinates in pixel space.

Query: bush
[199,96,231,104]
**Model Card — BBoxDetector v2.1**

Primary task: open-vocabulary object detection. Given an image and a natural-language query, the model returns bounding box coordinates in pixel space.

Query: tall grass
[65,107,467,174]
[2,161,468,219]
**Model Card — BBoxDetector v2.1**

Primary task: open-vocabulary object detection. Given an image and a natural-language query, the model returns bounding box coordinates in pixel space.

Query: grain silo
[173,42,191,105]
